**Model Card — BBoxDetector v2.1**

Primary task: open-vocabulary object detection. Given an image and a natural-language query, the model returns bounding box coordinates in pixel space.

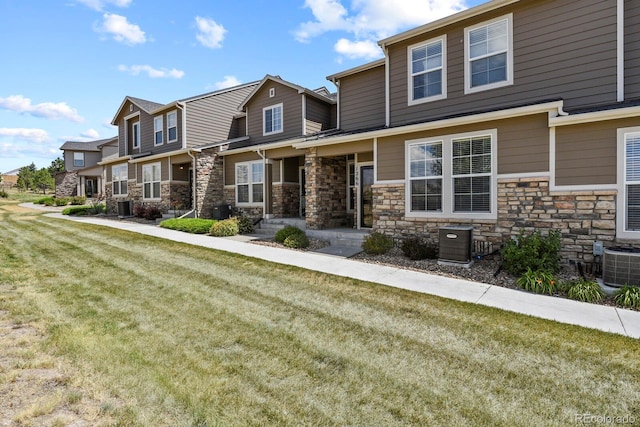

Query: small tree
[16,163,37,191]
[48,157,64,175]
[34,168,55,194]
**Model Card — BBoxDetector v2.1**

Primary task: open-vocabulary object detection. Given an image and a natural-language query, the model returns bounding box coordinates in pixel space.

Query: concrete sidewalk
[43,210,640,339]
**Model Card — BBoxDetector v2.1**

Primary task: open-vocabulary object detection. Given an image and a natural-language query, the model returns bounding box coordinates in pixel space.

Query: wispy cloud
[195,16,226,49]
[0,128,50,144]
[213,76,242,90]
[82,129,100,139]
[76,0,132,12]
[294,0,468,59]
[118,64,185,79]
[96,13,146,45]
[0,95,84,123]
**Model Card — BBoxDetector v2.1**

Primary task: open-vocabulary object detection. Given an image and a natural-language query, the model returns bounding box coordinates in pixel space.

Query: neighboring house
[217,0,640,263]
[1,168,20,189]
[57,137,117,198]
[103,82,259,216]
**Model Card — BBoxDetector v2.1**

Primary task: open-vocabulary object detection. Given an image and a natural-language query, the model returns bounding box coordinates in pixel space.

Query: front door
[360,165,374,228]
[85,179,94,197]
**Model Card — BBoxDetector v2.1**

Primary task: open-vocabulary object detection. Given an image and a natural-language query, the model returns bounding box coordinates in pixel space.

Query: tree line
[13,158,64,194]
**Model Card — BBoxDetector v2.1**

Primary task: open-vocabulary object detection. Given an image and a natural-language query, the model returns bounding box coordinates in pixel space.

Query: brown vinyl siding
[224,152,262,185]
[555,118,640,186]
[317,139,373,157]
[625,2,640,100]
[305,96,333,135]
[185,85,256,148]
[282,157,303,182]
[388,0,618,127]
[339,65,385,131]
[376,116,549,181]
[246,83,302,145]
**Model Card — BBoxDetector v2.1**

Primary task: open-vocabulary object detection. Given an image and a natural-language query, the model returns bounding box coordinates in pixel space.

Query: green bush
[516,268,557,295]
[236,216,254,235]
[43,198,56,206]
[160,218,216,234]
[274,225,304,244]
[501,230,561,276]
[401,237,438,260]
[567,279,604,303]
[62,205,91,216]
[0,190,8,198]
[71,196,86,205]
[614,286,640,309]
[87,203,106,215]
[210,218,239,237]
[54,197,70,206]
[362,232,394,255]
[283,232,310,249]
[35,196,54,205]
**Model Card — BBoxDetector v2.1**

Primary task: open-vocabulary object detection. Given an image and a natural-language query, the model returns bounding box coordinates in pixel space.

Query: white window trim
[142,162,161,200]
[73,152,84,168]
[132,121,140,149]
[167,110,178,143]
[111,164,128,197]
[405,129,497,220]
[263,103,283,136]
[464,14,514,94]
[154,116,163,146]
[617,127,640,239]
[407,35,447,106]
[235,161,264,206]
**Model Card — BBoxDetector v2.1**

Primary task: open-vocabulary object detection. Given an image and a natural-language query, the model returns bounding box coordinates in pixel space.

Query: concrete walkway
[33,207,640,339]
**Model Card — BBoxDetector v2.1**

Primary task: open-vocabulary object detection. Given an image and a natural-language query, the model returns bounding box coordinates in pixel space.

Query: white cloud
[213,76,242,90]
[97,13,146,45]
[102,118,117,129]
[76,0,132,12]
[0,95,84,123]
[195,16,226,49]
[82,129,100,139]
[0,128,50,144]
[118,64,185,79]
[334,38,381,59]
[295,0,468,59]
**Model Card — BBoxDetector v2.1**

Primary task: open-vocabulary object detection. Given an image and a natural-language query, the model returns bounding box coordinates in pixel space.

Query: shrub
[54,197,70,206]
[401,237,438,260]
[133,205,146,218]
[362,232,394,255]
[516,268,557,295]
[143,206,163,221]
[35,196,54,205]
[86,203,106,215]
[567,279,604,303]
[210,218,239,237]
[274,225,304,244]
[62,205,91,216]
[43,198,56,206]
[71,196,86,205]
[501,230,561,276]
[614,285,640,309]
[0,190,7,198]
[160,218,216,234]
[236,216,254,235]
[283,232,309,249]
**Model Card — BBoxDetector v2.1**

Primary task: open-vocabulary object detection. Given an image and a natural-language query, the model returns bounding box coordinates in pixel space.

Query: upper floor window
[236,161,263,204]
[132,121,140,149]
[465,14,513,94]
[142,162,161,199]
[154,116,163,145]
[73,152,84,167]
[408,36,446,105]
[167,111,177,142]
[112,164,128,196]
[263,103,283,136]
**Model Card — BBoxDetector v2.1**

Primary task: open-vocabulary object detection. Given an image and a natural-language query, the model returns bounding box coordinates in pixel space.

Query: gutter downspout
[383,44,390,127]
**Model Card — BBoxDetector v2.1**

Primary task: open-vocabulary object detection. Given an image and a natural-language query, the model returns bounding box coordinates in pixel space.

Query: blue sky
[0,0,486,173]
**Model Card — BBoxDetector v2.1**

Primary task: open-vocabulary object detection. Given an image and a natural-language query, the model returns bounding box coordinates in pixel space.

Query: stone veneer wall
[305,148,348,229]
[372,177,629,263]
[272,182,300,217]
[55,171,78,198]
[195,147,224,218]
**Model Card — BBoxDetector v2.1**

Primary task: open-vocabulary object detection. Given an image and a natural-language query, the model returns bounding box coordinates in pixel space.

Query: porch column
[264,160,273,218]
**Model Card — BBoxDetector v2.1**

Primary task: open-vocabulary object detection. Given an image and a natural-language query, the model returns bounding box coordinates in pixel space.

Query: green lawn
[1,199,639,426]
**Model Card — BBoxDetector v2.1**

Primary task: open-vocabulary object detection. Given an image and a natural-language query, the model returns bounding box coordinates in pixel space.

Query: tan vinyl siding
[272,160,281,183]
[305,96,333,135]
[377,116,549,181]
[317,139,373,157]
[339,65,385,131]
[265,146,302,159]
[388,0,618,127]
[246,83,302,145]
[224,152,262,185]
[625,2,640,99]
[555,118,640,186]
[185,85,256,148]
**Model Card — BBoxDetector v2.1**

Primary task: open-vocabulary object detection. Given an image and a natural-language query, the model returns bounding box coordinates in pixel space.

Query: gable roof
[59,136,117,151]
[110,96,166,125]
[178,81,261,104]
[327,58,385,82]
[238,74,336,110]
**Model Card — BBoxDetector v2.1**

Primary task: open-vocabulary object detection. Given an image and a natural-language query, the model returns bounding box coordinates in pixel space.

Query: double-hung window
[406,130,496,219]
[622,132,640,233]
[263,103,283,136]
[408,36,446,104]
[167,111,177,142]
[142,163,161,199]
[73,152,84,167]
[465,14,513,93]
[132,121,140,149]
[154,116,163,145]
[112,164,128,196]
[236,162,264,204]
